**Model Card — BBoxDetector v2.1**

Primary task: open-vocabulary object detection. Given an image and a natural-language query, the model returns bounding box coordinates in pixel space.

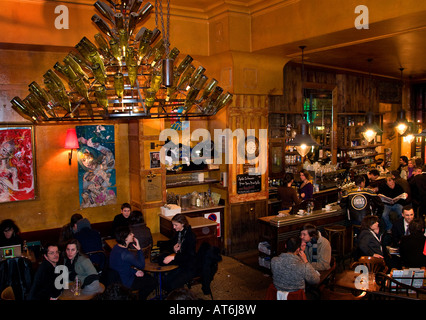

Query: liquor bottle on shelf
[10,97,37,122]
[28,81,57,117]
[114,72,125,98]
[150,69,162,93]
[94,85,109,112]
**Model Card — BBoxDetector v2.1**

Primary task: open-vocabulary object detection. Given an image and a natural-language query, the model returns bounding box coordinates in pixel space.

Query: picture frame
[0,125,36,203]
[150,151,161,169]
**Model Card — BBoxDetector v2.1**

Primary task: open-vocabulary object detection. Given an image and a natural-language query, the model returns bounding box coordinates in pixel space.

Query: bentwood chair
[374,272,426,300]
[350,256,388,274]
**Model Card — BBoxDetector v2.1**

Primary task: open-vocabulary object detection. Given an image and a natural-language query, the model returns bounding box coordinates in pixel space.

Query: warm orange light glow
[64,128,79,149]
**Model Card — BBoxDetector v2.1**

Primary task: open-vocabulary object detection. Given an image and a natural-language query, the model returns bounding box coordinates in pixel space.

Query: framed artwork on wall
[0,125,36,203]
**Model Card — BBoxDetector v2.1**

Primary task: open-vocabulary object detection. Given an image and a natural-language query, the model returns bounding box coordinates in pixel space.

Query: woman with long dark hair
[162,214,197,292]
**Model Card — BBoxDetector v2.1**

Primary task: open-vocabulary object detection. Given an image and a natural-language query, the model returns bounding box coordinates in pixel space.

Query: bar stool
[324,225,346,266]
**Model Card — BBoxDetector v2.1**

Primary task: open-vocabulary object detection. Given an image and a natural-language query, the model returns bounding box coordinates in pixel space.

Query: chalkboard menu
[236,174,261,194]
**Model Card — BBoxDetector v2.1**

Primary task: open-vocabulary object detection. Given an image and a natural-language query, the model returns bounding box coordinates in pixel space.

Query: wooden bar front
[258,206,346,255]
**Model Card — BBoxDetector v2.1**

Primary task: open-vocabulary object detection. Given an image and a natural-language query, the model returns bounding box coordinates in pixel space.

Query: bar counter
[258,205,346,255]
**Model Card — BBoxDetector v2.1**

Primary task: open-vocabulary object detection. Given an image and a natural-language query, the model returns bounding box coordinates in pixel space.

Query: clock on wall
[244,136,260,160]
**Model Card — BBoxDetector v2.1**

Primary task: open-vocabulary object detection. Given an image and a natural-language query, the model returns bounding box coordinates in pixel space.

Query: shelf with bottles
[166,168,220,188]
[268,112,303,139]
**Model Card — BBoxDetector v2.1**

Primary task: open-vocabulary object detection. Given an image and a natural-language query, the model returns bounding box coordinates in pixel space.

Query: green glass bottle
[10,97,37,122]
[114,72,125,98]
[150,69,162,93]
[109,39,122,61]
[176,64,195,91]
[28,81,57,117]
[94,85,109,112]
[125,46,135,66]
[88,51,106,73]
[175,55,193,77]
[150,39,165,67]
[187,65,206,90]
[167,47,180,61]
[198,78,218,103]
[92,63,107,85]
[137,28,153,60]
[118,29,129,55]
[150,28,161,44]
[144,87,156,108]
[70,77,90,100]
[94,0,115,23]
[64,54,89,81]
[91,14,114,38]
[24,93,49,120]
[127,60,138,88]
[67,51,91,70]
[94,33,113,60]
[54,62,79,82]
[80,37,98,54]
[211,92,233,114]
[43,69,67,91]
[75,42,92,62]
[202,86,223,114]
[183,75,208,114]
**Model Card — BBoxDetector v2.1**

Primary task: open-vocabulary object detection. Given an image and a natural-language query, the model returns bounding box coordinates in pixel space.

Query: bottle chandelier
[10,0,233,123]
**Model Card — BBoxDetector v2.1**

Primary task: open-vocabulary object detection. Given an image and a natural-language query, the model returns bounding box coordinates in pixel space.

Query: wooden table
[334,270,379,292]
[143,259,178,300]
[59,282,105,300]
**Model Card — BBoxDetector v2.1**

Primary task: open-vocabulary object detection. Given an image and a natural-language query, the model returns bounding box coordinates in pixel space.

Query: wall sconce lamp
[287,119,318,157]
[64,128,79,165]
[361,112,382,143]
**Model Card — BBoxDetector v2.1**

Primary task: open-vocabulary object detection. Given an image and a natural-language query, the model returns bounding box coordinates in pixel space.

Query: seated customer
[58,213,83,250]
[73,218,104,270]
[357,215,384,259]
[277,173,301,211]
[399,219,426,268]
[300,223,331,271]
[378,176,407,232]
[63,239,103,295]
[0,219,23,247]
[391,205,415,247]
[271,237,320,297]
[28,243,62,300]
[111,203,132,237]
[162,214,197,293]
[129,210,153,249]
[109,226,156,300]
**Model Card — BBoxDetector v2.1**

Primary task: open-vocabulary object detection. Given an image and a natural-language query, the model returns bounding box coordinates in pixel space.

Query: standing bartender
[277,173,301,210]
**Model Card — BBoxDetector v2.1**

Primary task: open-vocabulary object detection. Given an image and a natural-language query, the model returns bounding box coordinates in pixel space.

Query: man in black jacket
[28,243,62,300]
[340,175,384,226]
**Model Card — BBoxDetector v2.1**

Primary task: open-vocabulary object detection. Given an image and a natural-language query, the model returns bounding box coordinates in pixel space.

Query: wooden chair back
[142,244,152,259]
[350,256,388,274]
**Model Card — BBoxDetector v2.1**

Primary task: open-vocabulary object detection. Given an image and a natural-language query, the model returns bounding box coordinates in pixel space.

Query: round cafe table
[58,282,105,300]
[144,259,178,300]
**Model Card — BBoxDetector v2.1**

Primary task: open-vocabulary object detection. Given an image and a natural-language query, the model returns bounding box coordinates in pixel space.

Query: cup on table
[298,209,305,215]
[325,204,332,211]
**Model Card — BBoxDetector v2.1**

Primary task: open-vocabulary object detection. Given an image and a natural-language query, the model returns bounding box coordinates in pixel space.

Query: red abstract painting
[0,126,35,203]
